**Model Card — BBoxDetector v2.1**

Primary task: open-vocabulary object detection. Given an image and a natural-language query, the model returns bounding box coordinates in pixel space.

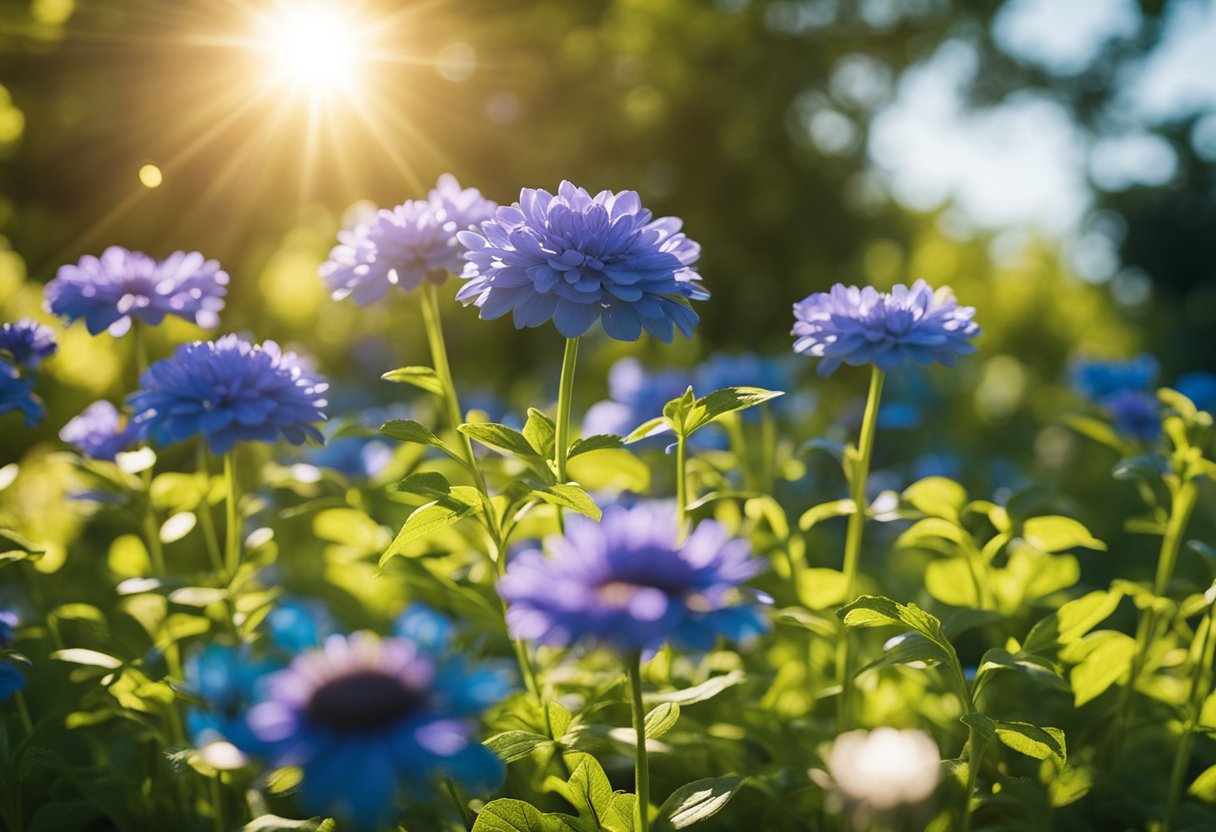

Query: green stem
[15,691,34,738]
[628,654,651,832]
[1164,598,1216,831]
[1154,480,1199,597]
[209,773,225,832]
[141,493,166,578]
[223,453,240,579]
[197,444,225,574]
[554,337,580,485]
[445,778,473,828]
[834,366,885,729]
[675,435,689,542]
[420,283,497,544]
[961,726,987,832]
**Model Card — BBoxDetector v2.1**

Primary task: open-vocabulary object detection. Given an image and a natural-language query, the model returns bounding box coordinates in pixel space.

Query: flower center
[597,580,650,607]
[305,670,424,732]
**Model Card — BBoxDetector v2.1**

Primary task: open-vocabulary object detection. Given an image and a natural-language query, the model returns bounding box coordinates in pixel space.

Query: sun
[256,3,366,97]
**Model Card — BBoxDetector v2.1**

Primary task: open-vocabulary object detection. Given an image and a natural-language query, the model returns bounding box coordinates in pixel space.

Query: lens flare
[257,3,365,97]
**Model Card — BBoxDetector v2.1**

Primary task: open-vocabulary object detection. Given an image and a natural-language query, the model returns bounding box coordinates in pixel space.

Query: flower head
[320,175,497,304]
[1071,354,1158,401]
[792,281,979,376]
[499,503,769,655]
[0,611,17,648]
[0,319,57,368]
[1177,371,1216,413]
[305,434,394,480]
[1101,388,1161,441]
[456,181,706,342]
[243,632,509,830]
[129,334,328,455]
[59,400,138,461]
[45,247,228,337]
[0,362,44,427]
[826,728,940,813]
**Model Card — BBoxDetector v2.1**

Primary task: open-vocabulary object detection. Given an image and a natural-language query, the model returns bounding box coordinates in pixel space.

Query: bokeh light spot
[138,164,163,189]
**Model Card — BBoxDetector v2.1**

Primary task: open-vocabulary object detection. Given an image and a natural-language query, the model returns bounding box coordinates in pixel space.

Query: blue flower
[129,334,329,455]
[321,175,497,305]
[45,247,228,337]
[184,644,279,750]
[305,435,394,480]
[0,361,44,427]
[456,181,707,342]
[0,664,23,703]
[394,604,454,655]
[499,503,769,655]
[0,319,57,368]
[1071,355,1158,401]
[1101,389,1161,441]
[0,611,17,648]
[1176,371,1216,413]
[243,632,509,830]
[267,599,335,653]
[792,281,980,376]
[59,401,138,461]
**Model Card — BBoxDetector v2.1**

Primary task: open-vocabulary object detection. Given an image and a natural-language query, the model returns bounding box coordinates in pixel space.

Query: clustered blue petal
[59,400,138,461]
[0,611,23,704]
[0,319,58,368]
[0,362,44,426]
[1101,388,1162,441]
[394,603,455,655]
[45,247,228,337]
[321,175,497,304]
[499,503,770,656]
[305,434,394,480]
[1177,371,1216,413]
[184,644,280,751]
[1071,355,1158,401]
[456,181,707,342]
[792,280,980,377]
[129,334,329,455]
[242,632,509,830]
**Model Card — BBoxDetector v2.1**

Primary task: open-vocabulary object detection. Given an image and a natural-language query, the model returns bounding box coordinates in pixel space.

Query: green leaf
[472,799,584,832]
[532,484,602,521]
[662,387,697,433]
[972,648,1070,696]
[838,595,949,651]
[460,423,543,459]
[683,387,784,436]
[1189,763,1216,803]
[962,713,1066,765]
[655,775,745,830]
[569,434,625,457]
[380,420,464,463]
[925,559,980,608]
[242,815,325,831]
[567,449,651,494]
[644,703,681,739]
[1063,414,1136,456]
[544,752,616,824]
[796,568,850,609]
[644,671,746,706]
[486,731,553,764]
[797,499,855,532]
[396,471,455,500]
[902,477,969,522]
[1022,516,1106,552]
[381,365,444,396]
[524,408,557,458]
[1022,589,1124,655]
[1068,631,1136,707]
[0,528,44,567]
[51,648,122,670]
[857,633,949,675]
[896,517,968,553]
[381,501,475,563]
[624,417,669,444]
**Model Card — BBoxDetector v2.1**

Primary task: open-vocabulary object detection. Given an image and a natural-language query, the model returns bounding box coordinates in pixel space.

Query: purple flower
[45,247,228,337]
[0,611,16,648]
[320,175,497,304]
[499,503,769,655]
[792,281,980,377]
[0,362,44,427]
[129,334,328,455]
[59,401,138,461]
[0,319,57,368]
[1071,355,1158,402]
[243,632,509,830]
[1176,371,1216,413]
[1101,389,1161,441]
[456,181,706,342]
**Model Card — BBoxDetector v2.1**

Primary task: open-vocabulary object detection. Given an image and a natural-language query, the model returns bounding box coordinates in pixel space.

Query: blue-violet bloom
[45,247,228,337]
[1102,389,1162,441]
[0,362,44,427]
[457,181,707,342]
[499,502,769,655]
[1176,371,1216,413]
[59,400,138,461]
[1071,354,1158,401]
[129,334,328,455]
[0,319,57,368]
[792,281,980,377]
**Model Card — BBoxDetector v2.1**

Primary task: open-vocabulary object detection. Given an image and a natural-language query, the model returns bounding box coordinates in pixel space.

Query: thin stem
[223,453,240,579]
[834,366,885,729]
[1154,480,1199,597]
[1164,600,1216,831]
[209,774,225,832]
[554,337,580,485]
[675,435,689,543]
[196,444,225,574]
[961,726,987,832]
[141,493,166,578]
[445,779,473,829]
[15,691,34,738]
[628,654,651,832]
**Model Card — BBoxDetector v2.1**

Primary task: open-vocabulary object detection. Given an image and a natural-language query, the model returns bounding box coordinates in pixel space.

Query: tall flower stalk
[553,337,580,486]
[628,653,651,832]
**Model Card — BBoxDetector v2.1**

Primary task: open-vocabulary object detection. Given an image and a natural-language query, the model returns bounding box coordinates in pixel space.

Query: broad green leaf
[548,701,574,741]
[655,775,744,830]
[568,434,625,457]
[381,365,444,396]
[896,517,968,553]
[380,420,464,463]
[972,648,1069,697]
[798,499,855,532]
[902,477,968,522]
[942,608,1004,640]
[0,528,44,567]
[1063,414,1136,456]
[486,731,553,763]
[1047,763,1093,808]
[460,423,542,459]
[1068,631,1136,707]
[381,501,474,563]
[524,408,557,458]
[644,671,746,706]
[624,417,669,444]
[683,387,784,435]
[1022,589,1124,655]
[532,484,602,521]
[1189,763,1216,802]
[167,587,228,607]
[567,449,651,494]
[796,568,850,609]
[962,713,1065,765]
[51,648,122,669]
[159,512,196,544]
[544,753,616,824]
[644,703,680,739]
[50,603,107,625]
[838,595,949,650]
[925,558,980,608]
[471,799,584,831]
[395,471,454,500]
[857,633,948,675]
[1022,516,1106,553]
[242,814,325,831]
[662,388,697,433]
[107,534,151,578]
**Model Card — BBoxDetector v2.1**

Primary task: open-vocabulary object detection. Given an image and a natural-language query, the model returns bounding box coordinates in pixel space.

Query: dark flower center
[305,670,424,733]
